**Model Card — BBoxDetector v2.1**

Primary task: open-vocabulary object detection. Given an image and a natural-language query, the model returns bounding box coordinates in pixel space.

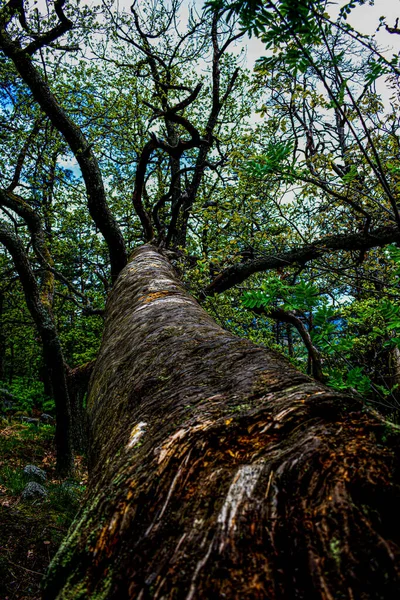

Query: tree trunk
[66,362,94,454]
[8,341,14,385]
[0,291,5,381]
[0,223,73,475]
[389,346,400,389]
[44,245,400,599]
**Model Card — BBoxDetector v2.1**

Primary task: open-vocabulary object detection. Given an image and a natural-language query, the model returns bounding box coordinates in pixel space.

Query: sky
[242,0,400,69]
[33,0,399,68]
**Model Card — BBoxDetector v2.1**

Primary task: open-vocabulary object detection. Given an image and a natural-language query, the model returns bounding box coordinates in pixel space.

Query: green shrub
[0,378,54,414]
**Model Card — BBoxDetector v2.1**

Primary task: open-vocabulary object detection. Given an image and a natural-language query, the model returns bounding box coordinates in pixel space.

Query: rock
[21,481,47,500]
[61,481,78,489]
[0,388,17,403]
[60,481,82,496]
[23,465,46,482]
[1,398,13,410]
[21,417,40,426]
[0,389,17,415]
[40,413,55,424]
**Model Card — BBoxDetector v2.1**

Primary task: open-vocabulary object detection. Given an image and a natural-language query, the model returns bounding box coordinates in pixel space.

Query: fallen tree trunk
[44,245,400,599]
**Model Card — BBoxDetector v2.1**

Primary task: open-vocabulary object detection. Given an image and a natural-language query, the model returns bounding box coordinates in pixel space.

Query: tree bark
[44,245,400,599]
[66,361,94,454]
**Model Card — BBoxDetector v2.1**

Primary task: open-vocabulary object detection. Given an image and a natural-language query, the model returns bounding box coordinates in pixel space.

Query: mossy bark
[44,245,400,599]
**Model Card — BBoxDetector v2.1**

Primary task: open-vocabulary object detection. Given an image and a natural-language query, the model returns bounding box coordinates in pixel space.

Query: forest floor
[0,419,87,599]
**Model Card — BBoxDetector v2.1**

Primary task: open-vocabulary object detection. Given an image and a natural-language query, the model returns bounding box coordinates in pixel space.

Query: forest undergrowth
[0,419,87,599]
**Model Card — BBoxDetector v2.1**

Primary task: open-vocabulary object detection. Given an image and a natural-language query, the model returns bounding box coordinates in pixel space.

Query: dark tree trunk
[66,362,94,454]
[8,341,14,385]
[39,363,54,399]
[0,291,5,381]
[44,246,400,599]
[0,223,73,475]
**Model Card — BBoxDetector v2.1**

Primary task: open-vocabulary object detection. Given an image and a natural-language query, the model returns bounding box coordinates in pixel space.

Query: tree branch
[253,305,324,382]
[205,226,400,295]
[0,15,127,281]
[0,188,54,308]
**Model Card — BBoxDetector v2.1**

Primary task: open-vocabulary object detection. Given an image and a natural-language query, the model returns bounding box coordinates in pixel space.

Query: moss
[57,578,89,600]
[329,538,341,567]
[90,569,115,600]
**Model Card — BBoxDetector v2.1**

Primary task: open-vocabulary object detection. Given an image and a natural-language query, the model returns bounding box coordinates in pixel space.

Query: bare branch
[205,226,400,295]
